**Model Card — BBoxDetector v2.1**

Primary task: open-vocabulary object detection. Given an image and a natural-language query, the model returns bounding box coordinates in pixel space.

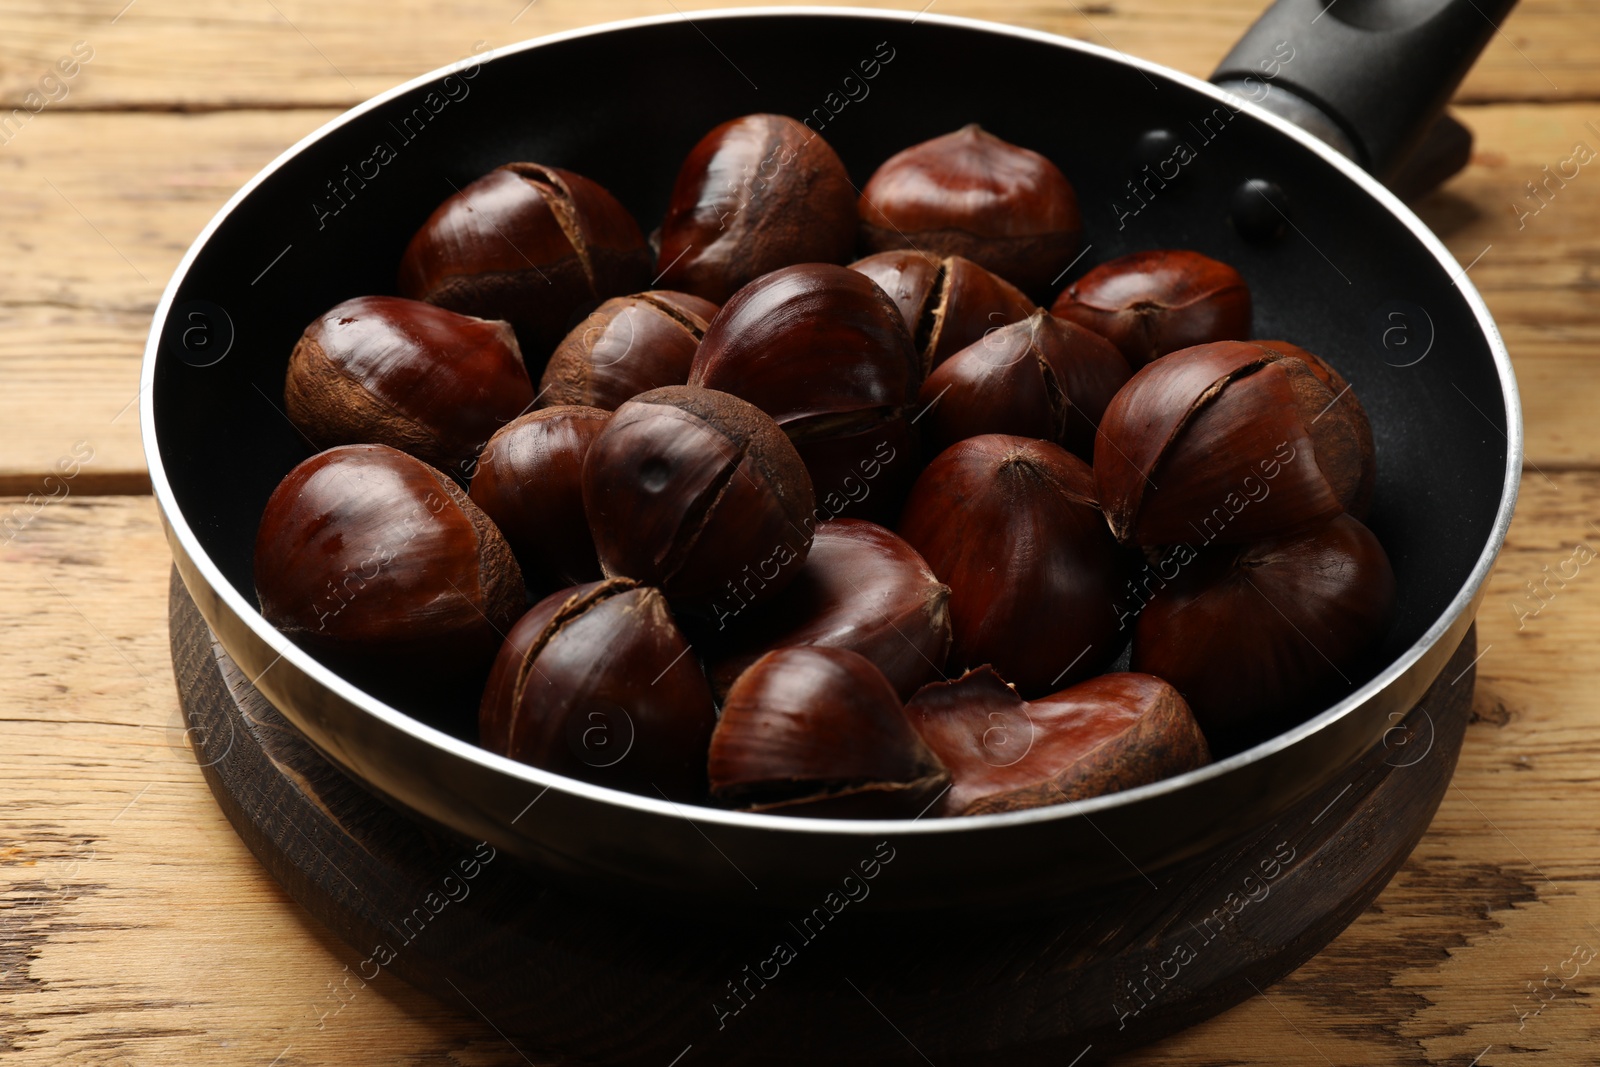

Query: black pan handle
[1211,0,1518,189]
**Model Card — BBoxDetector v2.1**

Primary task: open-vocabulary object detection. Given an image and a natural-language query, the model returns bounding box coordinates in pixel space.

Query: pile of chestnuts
[254,113,1395,818]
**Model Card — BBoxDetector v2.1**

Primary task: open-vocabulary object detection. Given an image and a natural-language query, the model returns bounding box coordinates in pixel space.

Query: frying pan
[143,0,1522,912]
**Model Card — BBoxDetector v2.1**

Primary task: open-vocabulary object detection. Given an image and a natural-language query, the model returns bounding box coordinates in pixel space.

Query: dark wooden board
[169,569,1474,1065]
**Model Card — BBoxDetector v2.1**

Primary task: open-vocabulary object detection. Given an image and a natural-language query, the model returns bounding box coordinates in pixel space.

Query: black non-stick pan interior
[153,13,1509,735]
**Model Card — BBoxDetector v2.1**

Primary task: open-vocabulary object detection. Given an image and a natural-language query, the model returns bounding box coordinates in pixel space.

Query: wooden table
[2,1,1595,1063]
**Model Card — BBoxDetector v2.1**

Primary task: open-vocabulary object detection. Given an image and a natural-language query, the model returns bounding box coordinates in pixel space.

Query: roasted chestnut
[398,163,652,359]
[708,647,950,816]
[1095,340,1376,547]
[656,114,857,303]
[468,405,608,592]
[906,667,1209,815]
[707,518,952,700]
[898,435,1127,695]
[916,309,1131,459]
[1131,513,1396,738]
[849,250,1037,373]
[1052,249,1252,368]
[690,263,923,519]
[858,124,1081,295]
[284,295,535,475]
[254,443,524,707]
[581,385,815,616]
[479,578,717,800]
[539,290,719,410]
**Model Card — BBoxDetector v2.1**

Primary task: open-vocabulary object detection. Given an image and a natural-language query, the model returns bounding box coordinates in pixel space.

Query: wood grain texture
[0,0,1582,110]
[0,473,1596,1064]
[1,0,1597,1061]
[166,567,1474,1065]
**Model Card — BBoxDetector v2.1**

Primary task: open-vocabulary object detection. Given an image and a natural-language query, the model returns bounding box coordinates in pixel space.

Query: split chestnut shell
[708,647,950,816]
[480,578,718,800]
[581,385,815,616]
[849,250,1036,373]
[906,667,1210,815]
[1094,340,1376,547]
[398,163,652,359]
[917,309,1132,460]
[538,290,718,411]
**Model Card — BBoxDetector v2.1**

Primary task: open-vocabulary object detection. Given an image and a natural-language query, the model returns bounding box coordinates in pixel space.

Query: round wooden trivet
[169,569,1473,1066]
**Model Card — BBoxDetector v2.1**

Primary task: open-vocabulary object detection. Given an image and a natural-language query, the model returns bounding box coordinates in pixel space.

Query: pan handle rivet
[1230,178,1289,244]
[1135,128,1181,167]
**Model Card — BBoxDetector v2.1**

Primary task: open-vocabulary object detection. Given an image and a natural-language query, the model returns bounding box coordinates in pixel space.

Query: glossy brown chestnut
[707,518,952,700]
[1094,340,1376,547]
[898,435,1127,696]
[1051,249,1252,368]
[468,405,608,592]
[1257,338,1376,519]
[1131,513,1396,738]
[581,385,815,616]
[708,647,950,816]
[254,443,524,706]
[849,250,1037,373]
[917,309,1132,459]
[284,295,535,476]
[655,114,857,303]
[691,262,923,519]
[479,578,717,800]
[398,163,652,359]
[858,124,1082,295]
[906,667,1210,815]
[538,290,719,411]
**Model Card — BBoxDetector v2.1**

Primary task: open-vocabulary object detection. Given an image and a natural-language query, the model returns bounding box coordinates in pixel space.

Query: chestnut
[1131,513,1396,738]
[1051,249,1252,368]
[479,578,717,800]
[398,163,652,359]
[858,124,1082,295]
[655,114,857,303]
[707,518,952,700]
[691,263,923,519]
[1257,338,1375,519]
[849,250,1037,373]
[708,647,950,816]
[1094,340,1376,547]
[898,435,1127,696]
[538,290,719,411]
[917,309,1132,460]
[906,668,1210,815]
[468,405,608,592]
[581,385,815,616]
[254,443,524,708]
[284,295,535,475]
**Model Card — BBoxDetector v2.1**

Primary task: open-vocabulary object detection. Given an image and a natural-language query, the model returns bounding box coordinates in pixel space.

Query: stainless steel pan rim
[141,5,1523,840]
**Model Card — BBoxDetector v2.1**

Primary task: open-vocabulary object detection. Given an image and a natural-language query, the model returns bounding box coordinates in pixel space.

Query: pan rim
[140,5,1523,839]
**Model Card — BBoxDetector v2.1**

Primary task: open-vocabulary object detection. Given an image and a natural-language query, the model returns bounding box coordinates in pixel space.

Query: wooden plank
[2,473,1599,1063]
[0,0,1583,113]
[3,100,1594,486]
